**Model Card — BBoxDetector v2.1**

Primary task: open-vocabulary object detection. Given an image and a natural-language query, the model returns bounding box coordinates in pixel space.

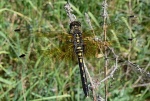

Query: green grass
[0,0,150,101]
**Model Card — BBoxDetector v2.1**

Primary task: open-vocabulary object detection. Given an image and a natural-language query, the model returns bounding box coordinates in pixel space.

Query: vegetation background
[0,0,149,101]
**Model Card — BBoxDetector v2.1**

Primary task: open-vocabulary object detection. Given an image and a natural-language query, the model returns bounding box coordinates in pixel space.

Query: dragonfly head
[70,21,81,29]
[69,21,82,34]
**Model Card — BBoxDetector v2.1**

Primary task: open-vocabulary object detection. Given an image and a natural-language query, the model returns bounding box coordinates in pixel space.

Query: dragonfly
[69,21,89,97]
[15,21,107,97]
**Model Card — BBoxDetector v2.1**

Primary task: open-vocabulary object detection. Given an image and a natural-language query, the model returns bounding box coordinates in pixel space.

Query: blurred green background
[0,0,150,101]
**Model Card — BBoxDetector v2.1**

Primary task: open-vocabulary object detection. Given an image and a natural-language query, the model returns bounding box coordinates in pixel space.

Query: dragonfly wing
[42,41,77,62]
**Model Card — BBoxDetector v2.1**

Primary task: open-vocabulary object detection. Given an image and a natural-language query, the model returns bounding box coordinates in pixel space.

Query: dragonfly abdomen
[77,50,89,97]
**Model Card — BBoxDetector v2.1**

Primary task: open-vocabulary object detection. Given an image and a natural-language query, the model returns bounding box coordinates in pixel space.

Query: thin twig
[96,47,118,85]
[126,0,133,80]
[127,61,150,83]
[64,2,76,23]
[132,83,150,88]
[85,13,94,30]
[102,0,108,100]
[83,60,97,101]
[85,13,96,38]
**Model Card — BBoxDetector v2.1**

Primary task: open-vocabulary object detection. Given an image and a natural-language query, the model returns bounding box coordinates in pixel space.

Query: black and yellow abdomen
[70,21,89,97]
